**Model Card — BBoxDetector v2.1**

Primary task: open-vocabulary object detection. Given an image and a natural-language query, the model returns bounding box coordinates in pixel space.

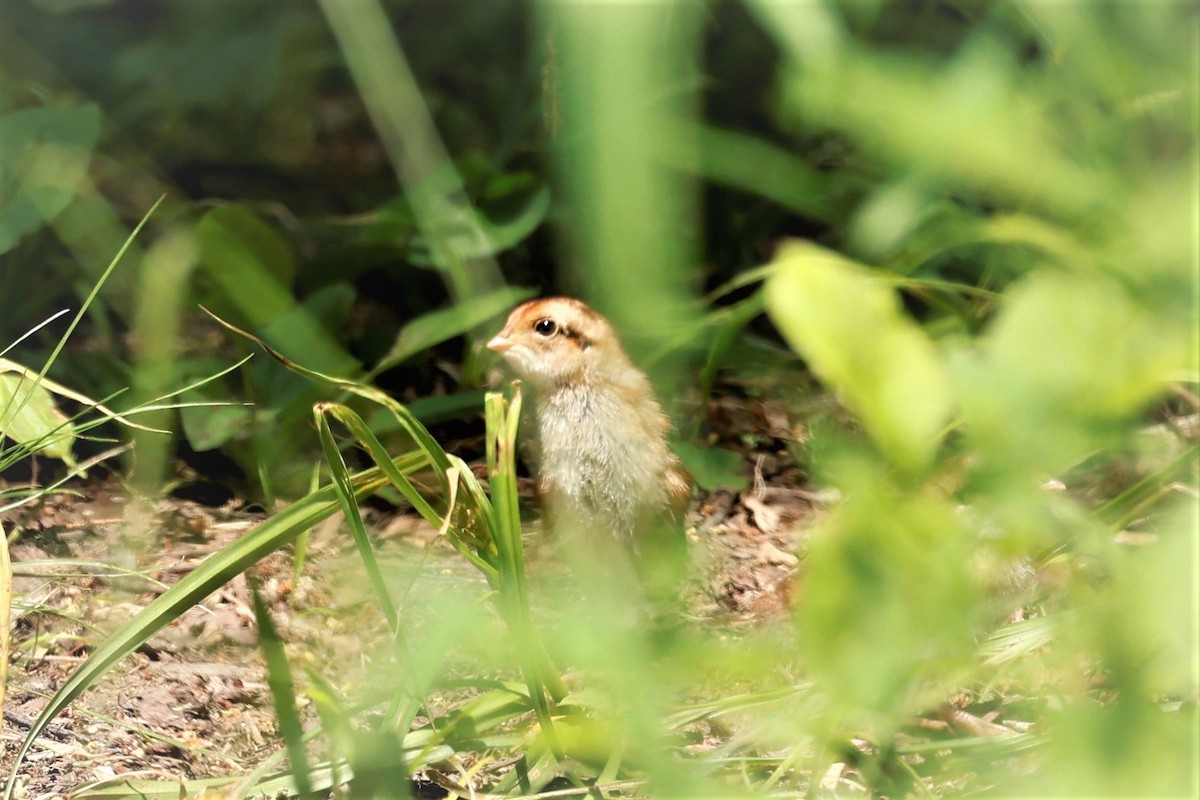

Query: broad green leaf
[675,442,747,491]
[179,399,253,452]
[0,373,77,467]
[471,185,551,256]
[197,207,360,376]
[260,282,361,376]
[195,205,297,315]
[954,271,1195,475]
[764,240,952,472]
[986,272,1192,418]
[657,123,832,220]
[0,104,101,254]
[373,284,536,375]
[406,188,550,267]
[799,473,982,721]
[776,35,1107,219]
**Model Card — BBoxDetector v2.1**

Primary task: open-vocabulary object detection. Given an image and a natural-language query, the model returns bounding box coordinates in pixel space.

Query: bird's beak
[486,334,513,353]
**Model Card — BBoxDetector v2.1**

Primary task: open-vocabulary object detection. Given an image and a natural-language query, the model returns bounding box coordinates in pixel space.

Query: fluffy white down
[535,377,673,540]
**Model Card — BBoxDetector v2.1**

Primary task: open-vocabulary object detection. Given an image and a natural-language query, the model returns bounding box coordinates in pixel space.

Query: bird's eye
[534,319,558,337]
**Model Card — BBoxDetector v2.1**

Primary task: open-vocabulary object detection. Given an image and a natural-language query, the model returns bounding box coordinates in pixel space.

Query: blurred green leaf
[372,284,535,375]
[954,270,1193,476]
[656,123,832,220]
[316,0,506,304]
[778,36,1108,219]
[197,206,360,376]
[1034,685,1197,797]
[179,398,252,452]
[765,240,952,472]
[675,441,747,491]
[471,185,550,256]
[197,204,295,290]
[799,471,982,722]
[986,272,1192,417]
[112,9,290,112]
[0,104,100,254]
[260,282,360,376]
[250,583,314,798]
[360,183,547,268]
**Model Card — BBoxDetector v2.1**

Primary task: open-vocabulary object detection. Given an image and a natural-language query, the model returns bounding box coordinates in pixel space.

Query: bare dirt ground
[3,394,822,797]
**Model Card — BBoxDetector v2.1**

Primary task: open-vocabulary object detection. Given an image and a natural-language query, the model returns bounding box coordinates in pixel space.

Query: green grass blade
[1,519,10,714]
[2,460,410,797]
[68,763,353,800]
[320,402,446,524]
[203,307,453,491]
[1096,443,1200,530]
[315,406,401,636]
[483,387,565,760]
[659,123,832,220]
[485,388,524,578]
[367,285,536,378]
[404,685,534,768]
[35,196,164,377]
[443,454,501,576]
[316,0,504,305]
[1,197,164,449]
[317,402,503,603]
[250,582,315,798]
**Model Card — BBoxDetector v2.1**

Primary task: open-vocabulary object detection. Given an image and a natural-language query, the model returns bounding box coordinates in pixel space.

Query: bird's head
[487,297,628,390]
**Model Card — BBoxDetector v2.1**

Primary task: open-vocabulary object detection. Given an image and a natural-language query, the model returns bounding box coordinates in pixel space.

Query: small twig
[937,706,1017,738]
[3,709,86,742]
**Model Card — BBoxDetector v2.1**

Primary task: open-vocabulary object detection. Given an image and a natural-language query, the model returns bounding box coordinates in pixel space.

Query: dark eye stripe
[532,316,591,349]
[561,327,591,349]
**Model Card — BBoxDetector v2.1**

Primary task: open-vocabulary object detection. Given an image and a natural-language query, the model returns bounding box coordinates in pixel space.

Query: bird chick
[487,297,691,541]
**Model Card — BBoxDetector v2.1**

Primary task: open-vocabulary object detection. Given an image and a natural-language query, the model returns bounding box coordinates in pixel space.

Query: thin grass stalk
[291,462,322,589]
[315,406,401,636]
[0,310,72,361]
[2,460,413,797]
[484,387,566,756]
[0,444,131,515]
[250,582,316,798]
[0,381,132,473]
[319,403,446,526]
[0,385,241,482]
[202,308,455,498]
[0,520,10,713]
[302,671,353,799]
[0,353,253,506]
[315,0,503,306]
[312,400,497,742]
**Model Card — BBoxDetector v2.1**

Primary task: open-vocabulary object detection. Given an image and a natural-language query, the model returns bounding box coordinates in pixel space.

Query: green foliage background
[2,0,1197,796]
